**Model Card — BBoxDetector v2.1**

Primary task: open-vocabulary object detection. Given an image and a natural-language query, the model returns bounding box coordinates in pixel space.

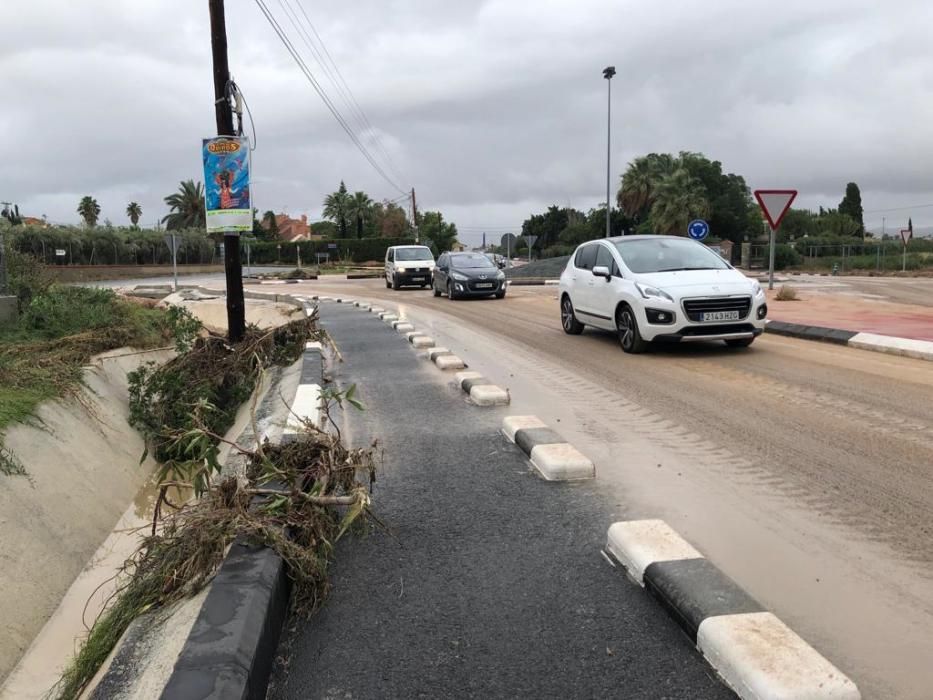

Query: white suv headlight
[451,271,468,281]
[751,281,765,298]
[635,282,674,303]
[496,270,505,280]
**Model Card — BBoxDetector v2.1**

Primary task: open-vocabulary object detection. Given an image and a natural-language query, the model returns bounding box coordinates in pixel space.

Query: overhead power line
[291,0,405,187]
[864,203,933,214]
[253,0,408,196]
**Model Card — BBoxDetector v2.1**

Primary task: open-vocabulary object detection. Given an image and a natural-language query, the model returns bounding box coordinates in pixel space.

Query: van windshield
[395,247,433,261]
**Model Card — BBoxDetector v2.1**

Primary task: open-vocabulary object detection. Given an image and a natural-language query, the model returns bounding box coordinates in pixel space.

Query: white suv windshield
[395,247,433,261]
[613,238,729,274]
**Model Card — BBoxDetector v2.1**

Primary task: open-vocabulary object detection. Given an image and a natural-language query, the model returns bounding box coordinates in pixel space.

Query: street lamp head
[603,66,616,79]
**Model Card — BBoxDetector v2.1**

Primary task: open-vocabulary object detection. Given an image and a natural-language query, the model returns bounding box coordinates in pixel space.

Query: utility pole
[209,0,245,343]
[411,187,419,243]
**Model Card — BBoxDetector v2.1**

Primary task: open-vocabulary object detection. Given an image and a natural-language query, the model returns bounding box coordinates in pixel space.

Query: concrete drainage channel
[328,296,861,700]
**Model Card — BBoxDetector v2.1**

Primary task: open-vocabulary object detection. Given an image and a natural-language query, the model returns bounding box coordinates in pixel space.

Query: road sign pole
[172,233,178,291]
[768,225,776,290]
[753,190,798,291]
[903,243,907,272]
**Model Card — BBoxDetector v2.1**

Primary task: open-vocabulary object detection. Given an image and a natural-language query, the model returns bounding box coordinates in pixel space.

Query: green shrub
[766,244,802,270]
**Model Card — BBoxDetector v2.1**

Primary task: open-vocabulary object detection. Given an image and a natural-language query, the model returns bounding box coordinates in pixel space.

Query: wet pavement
[268,302,733,700]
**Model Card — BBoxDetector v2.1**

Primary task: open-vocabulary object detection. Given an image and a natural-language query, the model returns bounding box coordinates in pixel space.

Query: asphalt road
[107,272,933,697]
[269,304,734,699]
[281,278,933,699]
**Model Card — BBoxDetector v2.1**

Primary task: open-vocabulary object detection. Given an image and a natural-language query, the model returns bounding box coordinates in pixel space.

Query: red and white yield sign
[754,190,798,230]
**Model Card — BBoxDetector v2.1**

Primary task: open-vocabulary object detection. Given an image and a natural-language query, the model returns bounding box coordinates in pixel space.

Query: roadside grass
[0,285,173,475]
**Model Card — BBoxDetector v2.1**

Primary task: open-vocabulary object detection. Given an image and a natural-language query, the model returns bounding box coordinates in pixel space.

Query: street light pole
[603,66,616,238]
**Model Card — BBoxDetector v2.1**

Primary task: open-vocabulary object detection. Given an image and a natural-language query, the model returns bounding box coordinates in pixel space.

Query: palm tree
[77,196,101,227]
[126,201,142,228]
[322,181,351,237]
[262,210,278,238]
[617,153,677,221]
[162,180,205,230]
[649,168,710,235]
[348,191,373,239]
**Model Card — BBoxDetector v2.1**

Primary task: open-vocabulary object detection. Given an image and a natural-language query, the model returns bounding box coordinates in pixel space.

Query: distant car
[558,235,767,353]
[433,252,507,300]
[385,245,435,290]
[484,253,506,269]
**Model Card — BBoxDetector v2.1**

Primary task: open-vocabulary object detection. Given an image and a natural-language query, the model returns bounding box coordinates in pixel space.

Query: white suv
[385,245,436,290]
[559,235,767,353]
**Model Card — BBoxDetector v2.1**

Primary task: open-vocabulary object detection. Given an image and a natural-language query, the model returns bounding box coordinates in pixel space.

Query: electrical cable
[254,0,407,195]
[292,0,405,186]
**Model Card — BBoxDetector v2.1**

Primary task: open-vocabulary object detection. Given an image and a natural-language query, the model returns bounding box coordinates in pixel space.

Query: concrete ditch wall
[0,347,173,682]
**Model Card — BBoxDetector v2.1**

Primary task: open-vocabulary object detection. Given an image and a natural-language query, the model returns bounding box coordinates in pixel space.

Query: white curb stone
[381,313,399,322]
[370,307,385,314]
[501,415,547,442]
[405,331,420,340]
[529,443,594,481]
[606,520,702,585]
[284,383,321,434]
[435,354,465,370]
[848,331,933,361]
[698,612,861,700]
[470,384,510,406]
[305,341,322,352]
[427,348,450,360]
[411,336,435,349]
[395,323,415,333]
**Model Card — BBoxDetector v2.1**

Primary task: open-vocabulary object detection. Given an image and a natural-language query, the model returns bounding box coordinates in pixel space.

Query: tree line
[503,152,871,259]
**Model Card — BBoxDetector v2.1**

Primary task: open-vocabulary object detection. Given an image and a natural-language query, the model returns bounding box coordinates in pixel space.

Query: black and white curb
[282,341,323,441]
[422,346,465,370]
[501,415,595,480]
[453,370,510,406]
[605,520,860,700]
[766,320,933,361]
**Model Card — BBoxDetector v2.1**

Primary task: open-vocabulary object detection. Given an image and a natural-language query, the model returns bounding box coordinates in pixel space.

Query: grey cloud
[2,0,932,242]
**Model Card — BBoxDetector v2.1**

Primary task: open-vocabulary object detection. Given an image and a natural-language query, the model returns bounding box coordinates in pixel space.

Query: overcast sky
[3,0,932,244]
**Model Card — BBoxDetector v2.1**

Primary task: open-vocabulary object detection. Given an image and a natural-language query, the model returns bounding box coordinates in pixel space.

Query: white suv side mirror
[592,265,611,280]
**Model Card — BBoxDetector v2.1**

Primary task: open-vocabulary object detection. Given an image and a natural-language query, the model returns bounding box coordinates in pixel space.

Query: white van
[385,245,436,290]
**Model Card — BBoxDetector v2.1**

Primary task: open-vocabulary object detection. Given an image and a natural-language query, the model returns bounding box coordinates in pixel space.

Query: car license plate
[702,310,740,322]
[411,277,424,282]
[475,283,494,289]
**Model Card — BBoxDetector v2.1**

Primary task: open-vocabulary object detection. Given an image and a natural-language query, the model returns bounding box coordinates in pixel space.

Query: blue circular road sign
[687,219,710,240]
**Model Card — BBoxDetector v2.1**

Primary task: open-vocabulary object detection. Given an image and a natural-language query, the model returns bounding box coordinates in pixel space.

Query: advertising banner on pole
[202,136,251,233]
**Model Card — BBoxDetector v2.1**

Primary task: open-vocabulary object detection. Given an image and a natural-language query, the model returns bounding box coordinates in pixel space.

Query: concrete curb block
[380,313,399,322]
[434,354,465,370]
[767,320,933,362]
[765,320,856,345]
[369,307,385,314]
[605,520,860,700]
[410,335,435,349]
[506,278,560,286]
[500,415,595,481]
[848,331,933,361]
[426,348,452,361]
[394,323,415,333]
[469,384,510,406]
[161,541,289,700]
[283,340,324,441]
